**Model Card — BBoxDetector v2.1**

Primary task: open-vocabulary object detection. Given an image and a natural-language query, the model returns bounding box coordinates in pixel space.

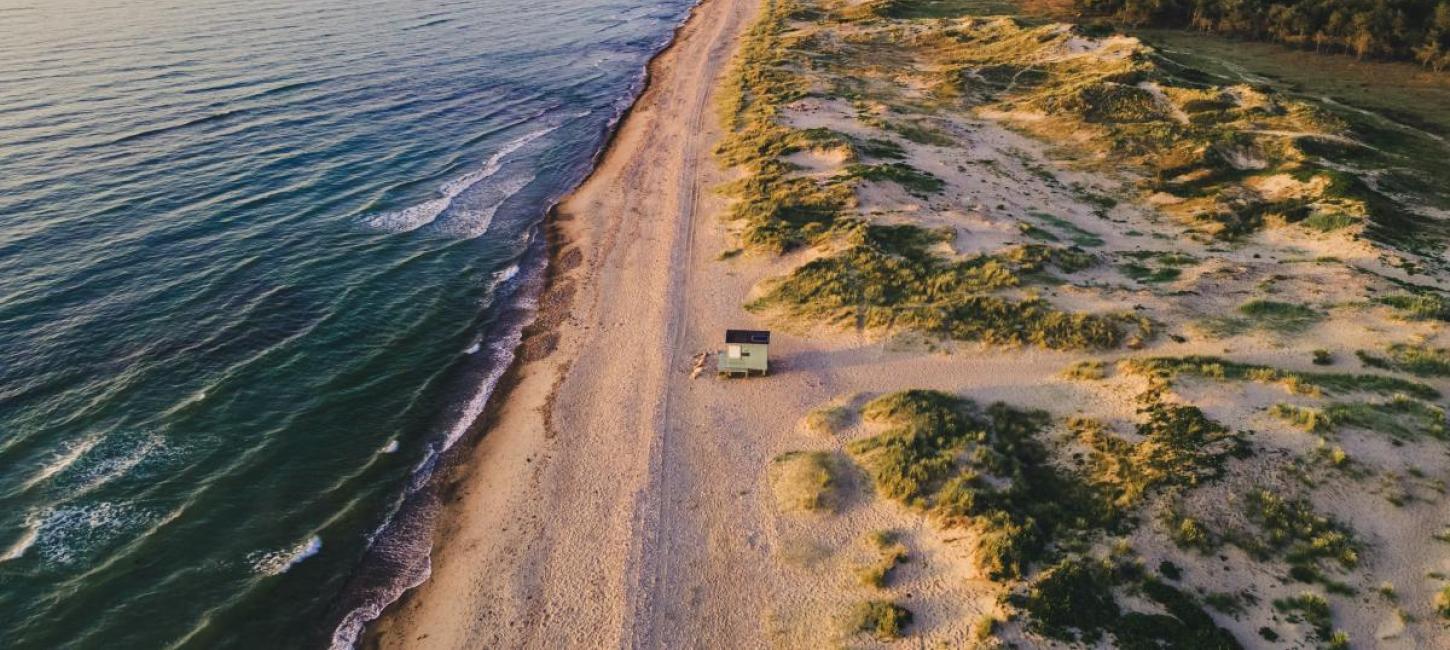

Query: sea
[0,0,695,647]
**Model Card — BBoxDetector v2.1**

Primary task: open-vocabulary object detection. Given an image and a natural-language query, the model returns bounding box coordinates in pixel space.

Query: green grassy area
[839,162,945,194]
[1357,342,1450,377]
[849,391,1112,578]
[1135,28,1450,253]
[1012,557,1243,647]
[768,450,843,512]
[1070,407,1246,508]
[1121,356,1440,400]
[748,223,1149,348]
[1200,299,1323,337]
[846,600,912,640]
[1376,292,1450,321]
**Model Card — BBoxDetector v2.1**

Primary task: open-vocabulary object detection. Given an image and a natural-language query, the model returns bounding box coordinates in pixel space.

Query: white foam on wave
[27,502,160,566]
[380,439,399,454]
[362,126,557,234]
[0,518,40,562]
[71,432,170,495]
[426,172,536,239]
[247,535,323,576]
[463,341,481,354]
[491,263,520,287]
[20,435,103,492]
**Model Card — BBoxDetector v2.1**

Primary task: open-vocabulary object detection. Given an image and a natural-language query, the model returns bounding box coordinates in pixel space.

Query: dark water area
[0,0,693,647]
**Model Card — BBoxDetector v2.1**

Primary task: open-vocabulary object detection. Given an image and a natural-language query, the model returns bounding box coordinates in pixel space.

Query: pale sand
[367,2,1450,646]
[365,0,762,645]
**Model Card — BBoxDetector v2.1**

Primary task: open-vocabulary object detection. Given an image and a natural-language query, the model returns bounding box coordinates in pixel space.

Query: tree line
[1076,0,1450,69]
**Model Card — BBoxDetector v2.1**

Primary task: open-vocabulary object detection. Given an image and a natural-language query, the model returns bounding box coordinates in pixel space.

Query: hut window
[727,345,742,358]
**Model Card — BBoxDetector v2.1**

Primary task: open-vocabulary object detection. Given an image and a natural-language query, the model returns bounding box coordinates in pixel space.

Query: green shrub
[1120,356,1439,400]
[1272,593,1333,641]
[847,600,912,640]
[839,162,945,193]
[1240,299,1324,333]
[751,224,1141,349]
[1241,490,1358,570]
[1376,293,1450,321]
[1063,359,1107,380]
[849,391,1107,579]
[1019,558,1120,643]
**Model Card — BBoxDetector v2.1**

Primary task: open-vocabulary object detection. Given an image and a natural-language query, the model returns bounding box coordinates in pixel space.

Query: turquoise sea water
[0,0,693,647]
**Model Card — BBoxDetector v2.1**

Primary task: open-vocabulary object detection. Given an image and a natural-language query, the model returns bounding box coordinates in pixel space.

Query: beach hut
[717,329,770,377]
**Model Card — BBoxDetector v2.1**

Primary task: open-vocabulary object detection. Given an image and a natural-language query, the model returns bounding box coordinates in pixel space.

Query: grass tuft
[767,451,842,513]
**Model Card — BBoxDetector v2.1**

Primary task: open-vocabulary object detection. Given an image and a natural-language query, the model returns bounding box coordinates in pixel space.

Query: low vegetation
[1011,556,1243,647]
[908,16,1427,246]
[846,600,912,640]
[1199,299,1323,337]
[1121,356,1440,399]
[803,403,851,435]
[1070,407,1246,508]
[1063,359,1107,380]
[855,530,909,588]
[1377,292,1450,321]
[1076,0,1450,68]
[768,451,842,513]
[749,224,1148,349]
[1239,490,1359,572]
[1272,592,1335,643]
[849,390,1111,578]
[1358,342,1450,377]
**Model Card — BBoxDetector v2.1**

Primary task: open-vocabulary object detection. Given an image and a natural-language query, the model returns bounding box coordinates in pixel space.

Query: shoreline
[361,0,757,645]
[333,3,708,645]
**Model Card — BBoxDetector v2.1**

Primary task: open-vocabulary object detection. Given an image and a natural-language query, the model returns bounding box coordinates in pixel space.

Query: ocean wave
[25,502,161,567]
[326,237,549,650]
[0,519,40,563]
[362,127,556,234]
[427,172,535,239]
[247,535,322,576]
[68,432,173,495]
[19,434,102,492]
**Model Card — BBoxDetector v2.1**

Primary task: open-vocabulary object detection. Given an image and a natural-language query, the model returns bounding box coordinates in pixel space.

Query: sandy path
[364,0,759,647]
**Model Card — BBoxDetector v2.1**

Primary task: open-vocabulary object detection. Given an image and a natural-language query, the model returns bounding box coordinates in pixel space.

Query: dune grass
[1376,292,1450,322]
[1013,556,1242,647]
[848,390,1111,578]
[839,162,944,194]
[1120,356,1440,400]
[768,451,842,513]
[1199,299,1323,337]
[802,403,851,435]
[855,530,909,588]
[749,223,1147,349]
[846,600,912,640]
[1240,490,1358,571]
[1358,343,1450,378]
[1063,359,1107,380]
[1070,406,1245,509]
[1272,593,1335,643]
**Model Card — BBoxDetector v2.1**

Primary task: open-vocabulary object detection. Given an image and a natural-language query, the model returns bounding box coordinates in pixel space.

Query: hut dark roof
[725,329,770,344]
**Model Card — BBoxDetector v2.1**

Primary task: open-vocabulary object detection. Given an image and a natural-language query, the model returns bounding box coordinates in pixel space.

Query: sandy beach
[365,0,765,645]
[366,0,1450,645]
